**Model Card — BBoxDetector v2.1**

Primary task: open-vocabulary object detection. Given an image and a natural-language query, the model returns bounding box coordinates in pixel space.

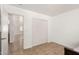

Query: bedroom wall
[49,9,79,48]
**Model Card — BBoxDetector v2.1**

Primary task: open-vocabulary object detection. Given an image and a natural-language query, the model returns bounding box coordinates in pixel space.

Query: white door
[1,5,24,55]
[32,18,48,46]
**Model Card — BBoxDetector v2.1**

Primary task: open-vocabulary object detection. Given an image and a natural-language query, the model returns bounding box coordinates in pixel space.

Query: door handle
[1,38,6,40]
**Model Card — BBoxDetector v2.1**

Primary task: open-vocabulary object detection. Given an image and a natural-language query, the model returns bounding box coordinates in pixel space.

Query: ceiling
[12,4,79,16]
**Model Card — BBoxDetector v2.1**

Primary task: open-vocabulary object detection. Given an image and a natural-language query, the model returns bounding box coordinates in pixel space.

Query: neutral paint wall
[49,9,79,49]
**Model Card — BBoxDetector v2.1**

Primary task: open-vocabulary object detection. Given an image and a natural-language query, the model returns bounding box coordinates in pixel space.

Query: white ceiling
[12,4,79,16]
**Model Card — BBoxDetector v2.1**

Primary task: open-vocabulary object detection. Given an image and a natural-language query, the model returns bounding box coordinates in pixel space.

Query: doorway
[8,13,24,55]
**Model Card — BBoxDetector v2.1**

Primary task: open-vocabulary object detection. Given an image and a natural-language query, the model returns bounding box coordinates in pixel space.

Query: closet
[32,18,48,46]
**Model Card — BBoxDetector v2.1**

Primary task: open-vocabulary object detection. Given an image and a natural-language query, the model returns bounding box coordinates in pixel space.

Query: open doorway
[8,13,24,55]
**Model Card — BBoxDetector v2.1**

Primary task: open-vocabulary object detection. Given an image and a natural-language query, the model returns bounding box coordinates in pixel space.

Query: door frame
[1,5,25,55]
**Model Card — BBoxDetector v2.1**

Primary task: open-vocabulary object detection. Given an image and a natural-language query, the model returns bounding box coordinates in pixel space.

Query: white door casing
[1,5,8,55]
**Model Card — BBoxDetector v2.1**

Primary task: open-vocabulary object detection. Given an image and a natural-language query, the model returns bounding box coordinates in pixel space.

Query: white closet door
[32,18,48,46]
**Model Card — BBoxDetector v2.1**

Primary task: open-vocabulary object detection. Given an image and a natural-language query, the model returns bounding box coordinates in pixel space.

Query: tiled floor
[9,42,64,55]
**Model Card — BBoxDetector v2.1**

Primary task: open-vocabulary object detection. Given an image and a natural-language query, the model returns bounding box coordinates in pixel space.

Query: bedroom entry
[1,5,25,55]
[8,14,24,54]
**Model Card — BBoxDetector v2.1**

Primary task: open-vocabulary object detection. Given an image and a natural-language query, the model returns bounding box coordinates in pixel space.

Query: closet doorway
[32,18,48,46]
[8,14,24,54]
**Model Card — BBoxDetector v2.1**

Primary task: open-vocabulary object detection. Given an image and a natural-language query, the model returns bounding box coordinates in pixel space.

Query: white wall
[49,9,79,49]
